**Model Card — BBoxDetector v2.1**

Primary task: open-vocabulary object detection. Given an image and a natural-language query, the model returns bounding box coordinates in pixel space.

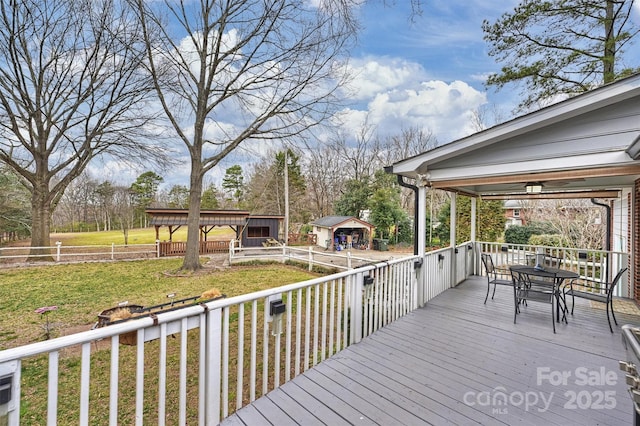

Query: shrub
[504,226,534,245]
[529,234,565,247]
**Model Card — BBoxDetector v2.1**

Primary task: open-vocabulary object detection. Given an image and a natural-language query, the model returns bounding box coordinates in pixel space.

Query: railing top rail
[478,241,627,256]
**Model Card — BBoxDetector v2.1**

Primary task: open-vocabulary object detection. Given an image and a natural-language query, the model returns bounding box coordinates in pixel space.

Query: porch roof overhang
[388,73,640,199]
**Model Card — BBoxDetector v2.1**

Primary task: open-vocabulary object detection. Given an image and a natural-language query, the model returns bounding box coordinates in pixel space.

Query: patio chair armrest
[564,277,609,299]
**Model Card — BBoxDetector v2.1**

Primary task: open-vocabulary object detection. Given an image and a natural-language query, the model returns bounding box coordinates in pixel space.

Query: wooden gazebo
[146,208,250,256]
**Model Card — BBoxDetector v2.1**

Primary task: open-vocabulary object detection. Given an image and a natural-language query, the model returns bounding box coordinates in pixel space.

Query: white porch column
[416,183,427,306]
[470,197,476,242]
[417,185,427,257]
[471,197,477,275]
[449,193,457,288]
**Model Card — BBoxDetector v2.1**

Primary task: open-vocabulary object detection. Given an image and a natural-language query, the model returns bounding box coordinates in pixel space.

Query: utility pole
[284,150,289,246]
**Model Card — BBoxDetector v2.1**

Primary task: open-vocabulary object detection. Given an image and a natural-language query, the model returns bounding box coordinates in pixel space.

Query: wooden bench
[563,267,628,333]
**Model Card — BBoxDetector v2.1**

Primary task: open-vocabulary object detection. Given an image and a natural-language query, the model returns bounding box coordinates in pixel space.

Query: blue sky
[95,0,640,188]
[286,0,522,170]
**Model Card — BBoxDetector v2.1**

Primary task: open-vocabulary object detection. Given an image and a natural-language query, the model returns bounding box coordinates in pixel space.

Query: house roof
[311,216,374,229]
[388,73,640,199]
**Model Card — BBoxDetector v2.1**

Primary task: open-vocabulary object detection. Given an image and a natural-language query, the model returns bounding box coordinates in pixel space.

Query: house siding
[634,179,640,303]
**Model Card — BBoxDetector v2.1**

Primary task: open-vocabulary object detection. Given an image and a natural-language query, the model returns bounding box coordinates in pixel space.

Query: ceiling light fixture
[525,182,543,193]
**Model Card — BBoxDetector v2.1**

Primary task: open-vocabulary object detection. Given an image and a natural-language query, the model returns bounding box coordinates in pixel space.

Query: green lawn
[51,226,234,246]
[0,258,319,349]
[0,258,325,424]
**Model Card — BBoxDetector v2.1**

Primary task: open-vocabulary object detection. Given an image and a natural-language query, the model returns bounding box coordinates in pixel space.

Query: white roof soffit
[391,74,640,178]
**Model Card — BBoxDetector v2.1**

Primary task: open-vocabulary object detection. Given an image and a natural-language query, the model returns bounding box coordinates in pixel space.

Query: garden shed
[311,216,374,250]
[240,215,284,247]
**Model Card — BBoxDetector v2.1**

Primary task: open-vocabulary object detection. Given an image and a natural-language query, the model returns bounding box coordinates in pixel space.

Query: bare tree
[378,126,438,212]
[112,186,136,245]
[525,199,607,250]
[380,126,437,164]
[303,144,346,218]
[329,120,380,182]
[469,104,507,132]
[52,172,98,232]
[134,0,355,270]
[0,0,163,258]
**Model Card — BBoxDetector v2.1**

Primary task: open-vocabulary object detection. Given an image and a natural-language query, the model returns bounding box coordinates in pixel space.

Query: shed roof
[312,216,374,229]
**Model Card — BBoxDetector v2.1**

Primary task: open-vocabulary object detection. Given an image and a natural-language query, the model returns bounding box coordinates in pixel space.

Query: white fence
[1,252,454,425]
[478,242,631,299]
[0,242,158,263]
[229,242,393,271]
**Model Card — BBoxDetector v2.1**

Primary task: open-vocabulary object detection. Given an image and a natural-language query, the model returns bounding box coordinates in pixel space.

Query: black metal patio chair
[481,253,512,303]
[563,267,628,333]
[511,269,566,333]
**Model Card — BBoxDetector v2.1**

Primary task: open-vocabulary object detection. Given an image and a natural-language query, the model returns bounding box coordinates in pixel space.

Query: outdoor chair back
[481,253,512,304]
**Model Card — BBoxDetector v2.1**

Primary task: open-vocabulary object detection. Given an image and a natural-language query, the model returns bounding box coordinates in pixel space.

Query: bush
[504,226,534,245]
[529,234,565,248]
[299,223,313,234]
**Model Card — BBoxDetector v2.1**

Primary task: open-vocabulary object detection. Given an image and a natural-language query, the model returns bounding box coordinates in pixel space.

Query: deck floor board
[222,276,638,425]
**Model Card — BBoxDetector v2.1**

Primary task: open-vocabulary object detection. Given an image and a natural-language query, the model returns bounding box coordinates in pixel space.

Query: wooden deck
[222,276,638,425]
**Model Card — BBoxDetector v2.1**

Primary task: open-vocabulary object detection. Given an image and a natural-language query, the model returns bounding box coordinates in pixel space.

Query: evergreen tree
[483,0,640,110]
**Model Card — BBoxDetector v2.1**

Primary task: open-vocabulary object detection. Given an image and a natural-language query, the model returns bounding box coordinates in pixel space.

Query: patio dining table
[509,264,579,322]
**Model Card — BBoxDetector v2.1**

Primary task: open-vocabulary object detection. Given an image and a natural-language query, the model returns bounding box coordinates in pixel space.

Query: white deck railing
[1,252,458,425]
[479,242,631,299]
[3,241,621,424]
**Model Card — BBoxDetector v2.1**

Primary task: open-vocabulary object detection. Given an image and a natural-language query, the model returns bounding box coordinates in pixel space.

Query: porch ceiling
[389,73,640,199]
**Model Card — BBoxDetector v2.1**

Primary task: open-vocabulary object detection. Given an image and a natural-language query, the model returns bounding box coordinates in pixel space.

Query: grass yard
[0,258,330,424]
[0,229,353,424]
[50,226,234,246]
[0,258,319,349]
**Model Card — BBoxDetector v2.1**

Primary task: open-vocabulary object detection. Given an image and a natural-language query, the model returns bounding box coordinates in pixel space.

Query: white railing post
[156,240,160,258]
[0,361,19,425]
[347,251,352,269]
[205,308,222,425]
[55,241,61,262]
[350,272,363,344]
[228,240,235,266]
[111,243,115,260]
[308,246,313,271]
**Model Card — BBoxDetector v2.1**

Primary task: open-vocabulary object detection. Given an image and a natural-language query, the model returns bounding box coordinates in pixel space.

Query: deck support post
[471,198,477,275]
[449,193,457,288]
[417,184,427,306]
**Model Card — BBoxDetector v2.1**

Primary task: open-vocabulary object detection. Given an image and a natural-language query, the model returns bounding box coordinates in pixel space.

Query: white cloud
[342,56,429,100]
[337,55,487,144]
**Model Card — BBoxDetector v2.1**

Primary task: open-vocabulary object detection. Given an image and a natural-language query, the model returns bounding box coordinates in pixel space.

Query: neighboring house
[504,200,524,228]
[311,216,375,250]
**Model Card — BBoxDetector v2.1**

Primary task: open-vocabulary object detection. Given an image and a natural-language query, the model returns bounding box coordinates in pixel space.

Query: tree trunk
[29,185,53,261]
[603,0,615,83]
[182,159,204,271]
